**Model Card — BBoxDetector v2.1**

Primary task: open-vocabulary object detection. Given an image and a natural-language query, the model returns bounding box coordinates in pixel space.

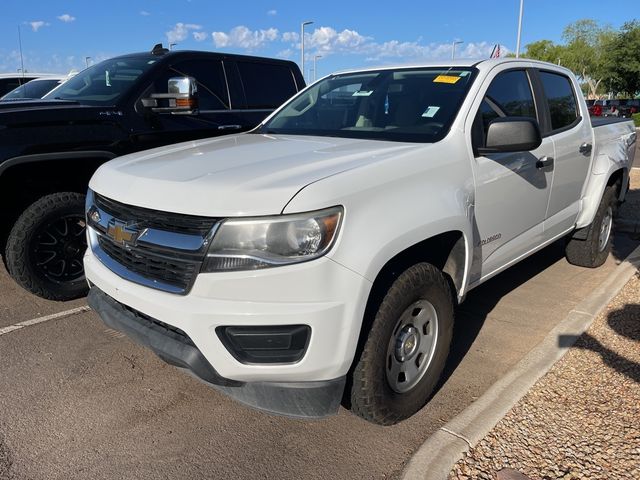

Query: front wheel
[350,262,454,425]
[5,192,88,301]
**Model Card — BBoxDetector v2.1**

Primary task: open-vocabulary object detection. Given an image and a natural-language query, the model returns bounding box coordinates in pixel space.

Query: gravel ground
[448,273,640,480]
[449,170,640,480]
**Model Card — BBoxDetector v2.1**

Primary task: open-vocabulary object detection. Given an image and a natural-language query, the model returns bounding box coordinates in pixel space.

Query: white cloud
[140,10,151,16]
[267,9,277,16]
[282,31,299,43]
[207,23,508,64]
[193,31,208,42]
[57,14,75,23]
[211,26,279,49]
[277,49,293,59]
[29,21,48,32]
[166,22,203,44]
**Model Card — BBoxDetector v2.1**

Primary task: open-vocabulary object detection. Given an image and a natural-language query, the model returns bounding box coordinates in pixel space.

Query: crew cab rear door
[533,69,592,237]
[470,67,555,279]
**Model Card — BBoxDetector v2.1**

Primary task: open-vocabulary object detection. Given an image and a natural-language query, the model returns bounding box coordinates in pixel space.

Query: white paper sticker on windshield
[352,90,373,97]
[422,106,440,118]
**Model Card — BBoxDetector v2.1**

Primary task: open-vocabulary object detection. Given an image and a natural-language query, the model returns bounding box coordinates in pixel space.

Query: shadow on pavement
[559,301,640,384]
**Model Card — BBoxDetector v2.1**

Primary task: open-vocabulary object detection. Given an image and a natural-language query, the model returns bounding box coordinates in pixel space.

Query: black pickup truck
[0,45,305,300]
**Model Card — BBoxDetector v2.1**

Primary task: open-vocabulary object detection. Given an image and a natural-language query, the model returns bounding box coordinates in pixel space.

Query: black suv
[0,45,304,300]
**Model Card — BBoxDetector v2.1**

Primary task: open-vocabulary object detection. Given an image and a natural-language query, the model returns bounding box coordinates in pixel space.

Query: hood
[0,98,80,111]
[90,133,423,216]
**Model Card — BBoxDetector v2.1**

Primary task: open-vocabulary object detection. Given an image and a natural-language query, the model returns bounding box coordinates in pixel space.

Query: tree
[521,40,565,65]
[560,19,614,99]
[604,21,640,97]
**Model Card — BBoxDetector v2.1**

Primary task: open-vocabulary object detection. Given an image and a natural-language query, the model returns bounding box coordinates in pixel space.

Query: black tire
[565,185,617,268]
[350,262,454,425]
[5,192,88,301]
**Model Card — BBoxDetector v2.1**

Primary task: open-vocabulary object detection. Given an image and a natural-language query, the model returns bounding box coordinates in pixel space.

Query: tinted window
[0,77,37,97]
[237,62,297,109]
[475,70,536,144]
[262,67,476,143]
[539,71,578,131]
[166,59,229,110]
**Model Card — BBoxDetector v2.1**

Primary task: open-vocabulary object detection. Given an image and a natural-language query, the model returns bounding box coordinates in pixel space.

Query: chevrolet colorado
[84,59,637,425]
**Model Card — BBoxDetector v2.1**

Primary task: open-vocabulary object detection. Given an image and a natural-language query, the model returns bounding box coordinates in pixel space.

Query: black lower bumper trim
[87,287,345,418]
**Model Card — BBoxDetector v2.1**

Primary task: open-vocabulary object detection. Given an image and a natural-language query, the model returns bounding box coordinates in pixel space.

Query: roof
[331,57,574,77]
[0,73,64,79]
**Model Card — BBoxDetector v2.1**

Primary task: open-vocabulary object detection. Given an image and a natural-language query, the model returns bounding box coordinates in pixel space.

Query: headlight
[202,206,343,272]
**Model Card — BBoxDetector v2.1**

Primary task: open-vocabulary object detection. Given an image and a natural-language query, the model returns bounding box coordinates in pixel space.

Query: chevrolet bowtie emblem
[106,220,140,246]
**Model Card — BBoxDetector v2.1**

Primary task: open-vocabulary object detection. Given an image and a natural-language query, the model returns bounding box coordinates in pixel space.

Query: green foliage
[521,40,564,64]
[604,21,640,96]
[633,113,640,127]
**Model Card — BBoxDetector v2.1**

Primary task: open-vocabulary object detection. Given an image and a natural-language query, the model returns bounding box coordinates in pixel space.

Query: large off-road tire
[5,192,88,301]
[565,185,617,268]
[350,262,454,425]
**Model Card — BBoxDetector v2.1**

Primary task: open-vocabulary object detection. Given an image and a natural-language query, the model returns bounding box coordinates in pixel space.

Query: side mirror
[141,76,199,115]
[477,117,542,155]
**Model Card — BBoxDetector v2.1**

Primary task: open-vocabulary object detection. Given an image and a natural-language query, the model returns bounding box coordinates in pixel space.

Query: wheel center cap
[395,326,419,362]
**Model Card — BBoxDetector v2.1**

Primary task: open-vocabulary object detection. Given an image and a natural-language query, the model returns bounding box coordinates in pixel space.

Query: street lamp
[313,55,322,81]
[170,43,177,50]
[451,40,463,60]
[85,56,92,68]
[301,20,313,82]
[516,0,524,58]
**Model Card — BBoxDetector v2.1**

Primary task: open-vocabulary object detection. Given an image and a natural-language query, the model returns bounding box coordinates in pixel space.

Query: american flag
[490,44,501,58]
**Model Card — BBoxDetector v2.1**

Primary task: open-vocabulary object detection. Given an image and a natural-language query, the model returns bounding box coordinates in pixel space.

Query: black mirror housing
[477,117,542,155]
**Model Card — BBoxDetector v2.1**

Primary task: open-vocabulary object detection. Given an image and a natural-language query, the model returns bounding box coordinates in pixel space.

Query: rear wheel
[350,262,454,425]
[565,185,617,268]
[5,192,88,300]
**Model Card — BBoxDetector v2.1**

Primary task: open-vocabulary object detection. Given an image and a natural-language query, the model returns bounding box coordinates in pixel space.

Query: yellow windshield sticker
[433,75,461,84]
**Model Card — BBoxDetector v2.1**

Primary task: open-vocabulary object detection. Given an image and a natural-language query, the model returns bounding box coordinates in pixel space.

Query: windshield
[2,79,62,100]
[43,56,159,105]
[261,67,476,143]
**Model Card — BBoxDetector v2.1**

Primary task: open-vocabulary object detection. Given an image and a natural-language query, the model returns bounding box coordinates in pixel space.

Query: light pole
[313,55,322,81]
[170,43,177,50]
[301,20,313,82]
[85,56,92,68]
[451,40,463,60]
[516,0,524,58]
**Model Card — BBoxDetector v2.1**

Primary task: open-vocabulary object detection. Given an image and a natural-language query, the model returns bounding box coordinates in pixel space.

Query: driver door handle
[218,124,242,130]
[536,156,554,169]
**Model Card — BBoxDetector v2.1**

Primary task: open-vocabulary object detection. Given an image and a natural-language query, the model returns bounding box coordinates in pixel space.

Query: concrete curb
[402,244,640,480]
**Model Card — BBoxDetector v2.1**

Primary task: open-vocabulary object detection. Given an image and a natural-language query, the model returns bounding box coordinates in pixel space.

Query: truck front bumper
[84,249,372,418]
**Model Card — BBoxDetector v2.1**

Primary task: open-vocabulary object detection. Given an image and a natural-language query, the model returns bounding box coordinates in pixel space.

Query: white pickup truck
[84,58,637,425]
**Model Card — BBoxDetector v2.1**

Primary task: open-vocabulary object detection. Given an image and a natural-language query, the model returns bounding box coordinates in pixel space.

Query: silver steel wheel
[598,206,613,252]
[385,299,439,394]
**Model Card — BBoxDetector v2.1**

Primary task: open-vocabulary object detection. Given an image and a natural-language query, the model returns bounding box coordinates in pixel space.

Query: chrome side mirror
[141,76,199,115]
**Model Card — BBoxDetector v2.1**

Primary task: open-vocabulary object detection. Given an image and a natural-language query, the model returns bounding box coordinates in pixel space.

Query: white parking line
[0,306,91,337]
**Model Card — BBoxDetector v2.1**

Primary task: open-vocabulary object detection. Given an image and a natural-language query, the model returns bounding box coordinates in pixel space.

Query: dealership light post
[451,40,463,60]
[313,55,322,81]
[301,20,313,82]
[85,56,92,68]
[516,0,524,58]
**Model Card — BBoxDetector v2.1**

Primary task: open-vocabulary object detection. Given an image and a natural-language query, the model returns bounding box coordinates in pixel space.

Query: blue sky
[1,1,637,77]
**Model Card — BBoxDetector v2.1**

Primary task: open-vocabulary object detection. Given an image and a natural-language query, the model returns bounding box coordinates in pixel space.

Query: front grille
[94,193,217,236]
[98,236,197,291]
[90,192,219,294]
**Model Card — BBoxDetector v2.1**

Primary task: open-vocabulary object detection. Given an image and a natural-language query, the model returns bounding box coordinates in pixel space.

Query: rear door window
[539,71,579,131]
[237,62,297,109]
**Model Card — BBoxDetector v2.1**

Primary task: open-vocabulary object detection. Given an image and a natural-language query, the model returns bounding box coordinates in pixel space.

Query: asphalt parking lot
[0,229,636,480]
